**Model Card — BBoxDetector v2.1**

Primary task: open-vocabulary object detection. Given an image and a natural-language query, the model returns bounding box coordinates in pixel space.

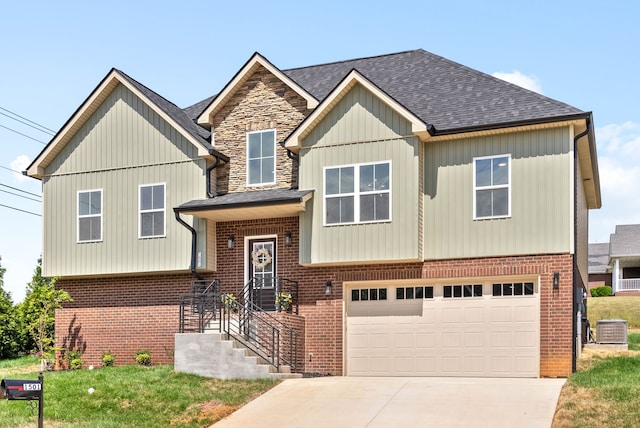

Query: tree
[0,256,22,358]
[18,258,72,362]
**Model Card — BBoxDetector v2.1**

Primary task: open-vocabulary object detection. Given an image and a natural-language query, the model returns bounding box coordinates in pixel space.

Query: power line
[0,188,41,203]
[0,203,41,217]
[0,110,55,136]
[0,165,23,174]
[0,123,47,145]
[0,183,42,198]
[0,106,56,134]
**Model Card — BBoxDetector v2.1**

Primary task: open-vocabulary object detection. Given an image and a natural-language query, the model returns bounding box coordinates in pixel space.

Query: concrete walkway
[213,376,565,428]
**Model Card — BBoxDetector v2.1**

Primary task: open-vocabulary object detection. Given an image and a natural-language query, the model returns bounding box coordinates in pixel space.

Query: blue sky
[1,1,638,302]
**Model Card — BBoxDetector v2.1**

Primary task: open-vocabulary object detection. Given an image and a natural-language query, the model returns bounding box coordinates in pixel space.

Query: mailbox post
[0,372,43,428]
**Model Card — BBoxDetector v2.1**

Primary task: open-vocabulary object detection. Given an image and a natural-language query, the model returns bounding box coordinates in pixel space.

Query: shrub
[134,350,151,366]
[101,351,115,367]
[65,349,83,370]
[591,286,613,297]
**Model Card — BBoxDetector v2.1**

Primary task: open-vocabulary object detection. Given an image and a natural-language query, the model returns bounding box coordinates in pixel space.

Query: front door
[248,238,276,311]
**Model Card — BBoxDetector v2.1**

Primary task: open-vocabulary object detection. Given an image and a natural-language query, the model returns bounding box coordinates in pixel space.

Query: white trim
[138,182,166,239]
[246,129,277,187]
[323,160,392,226]
[77,188,103,243]
[285,70,428,150]
[472,154,512,220]
[197,53,318,126]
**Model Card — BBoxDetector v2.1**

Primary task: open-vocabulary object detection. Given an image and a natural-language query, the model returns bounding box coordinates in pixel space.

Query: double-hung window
[474,154,510,219]
[247,130,275,186]
[77,189,102,242]
[325,161,391,225]
[139,183,165,238]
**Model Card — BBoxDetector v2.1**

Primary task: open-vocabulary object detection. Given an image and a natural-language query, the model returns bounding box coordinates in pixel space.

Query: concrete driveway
[213,376,565,428]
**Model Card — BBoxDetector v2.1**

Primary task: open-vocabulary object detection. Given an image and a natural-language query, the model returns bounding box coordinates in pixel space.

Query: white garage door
[346,281,539,377]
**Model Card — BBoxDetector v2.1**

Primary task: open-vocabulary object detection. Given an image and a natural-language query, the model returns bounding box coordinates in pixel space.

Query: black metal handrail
[178,279,219,333]
[244,277,299,314]
[220,297,300,372]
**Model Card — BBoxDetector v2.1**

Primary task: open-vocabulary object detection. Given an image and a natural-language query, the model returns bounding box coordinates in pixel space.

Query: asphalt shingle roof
[176,188,313,211]
[588,242,610,274]
[610,224,640,257]
[184,49,585,133]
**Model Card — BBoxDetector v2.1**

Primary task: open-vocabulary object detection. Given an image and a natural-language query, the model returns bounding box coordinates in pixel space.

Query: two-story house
[27,49,600,377]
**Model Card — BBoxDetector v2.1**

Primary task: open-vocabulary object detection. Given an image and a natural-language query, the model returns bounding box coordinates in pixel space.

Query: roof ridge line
[283,49,422,72]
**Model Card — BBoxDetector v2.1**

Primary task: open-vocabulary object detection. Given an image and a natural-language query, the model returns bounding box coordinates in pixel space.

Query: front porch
[175,278,305,379]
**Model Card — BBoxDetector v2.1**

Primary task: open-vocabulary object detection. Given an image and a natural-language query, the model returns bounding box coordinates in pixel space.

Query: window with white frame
[78,189,102,242]
[325,161,391,225]
[474,154,510,219]
[247,130,275,186]
[139,183,165,238]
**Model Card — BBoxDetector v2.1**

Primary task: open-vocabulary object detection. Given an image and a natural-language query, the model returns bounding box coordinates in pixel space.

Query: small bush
[134,350,151,366]
[65,349,83,370]
[101,351,115,367]
[591,286,613,297]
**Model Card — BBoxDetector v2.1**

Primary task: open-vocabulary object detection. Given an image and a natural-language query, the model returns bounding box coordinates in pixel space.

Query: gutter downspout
[281,142,300,190]
[206,154,224,199]
[174,209,201,279]
[573,119,591,372]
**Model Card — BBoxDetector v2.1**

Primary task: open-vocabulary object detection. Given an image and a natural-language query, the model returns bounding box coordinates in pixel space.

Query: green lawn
[553,296,640,427]
[0,359,278,427]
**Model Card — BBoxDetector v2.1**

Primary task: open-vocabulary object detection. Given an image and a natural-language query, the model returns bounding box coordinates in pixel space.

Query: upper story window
[474,154,510,219]
[78,189,102,243]
[324,161,391,225]
[139,183,165,238]
[247,130,276,186]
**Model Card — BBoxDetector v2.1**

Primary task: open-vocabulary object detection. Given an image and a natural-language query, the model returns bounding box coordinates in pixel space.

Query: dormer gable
[196,53,319,128]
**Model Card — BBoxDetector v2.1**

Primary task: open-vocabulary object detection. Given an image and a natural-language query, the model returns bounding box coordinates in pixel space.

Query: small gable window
[247,130,276,186]
[474,154,510,219]
[139,183,165,238]
[325,161,391,225]
[77,189,102,243]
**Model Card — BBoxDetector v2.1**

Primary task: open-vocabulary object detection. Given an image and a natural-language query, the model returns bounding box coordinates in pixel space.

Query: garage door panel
[347,283,539,378]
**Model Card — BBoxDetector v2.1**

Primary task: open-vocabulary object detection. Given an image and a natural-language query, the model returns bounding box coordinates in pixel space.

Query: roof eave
[196,53,319,127]
[284,69,429,151]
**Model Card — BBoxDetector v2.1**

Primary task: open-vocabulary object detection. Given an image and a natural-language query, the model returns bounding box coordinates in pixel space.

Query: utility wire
[0,123,47,145]
[0,110,55,136]
[0,183,42,198]
[0,188,41,202]
[0,165,22,174]
[0,203,41,217]
[0,106,56,134]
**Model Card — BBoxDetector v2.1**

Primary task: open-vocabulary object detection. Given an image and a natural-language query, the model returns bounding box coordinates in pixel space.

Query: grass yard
[553,296,640,427]
[586,295,640,329]
[0,357,278,427]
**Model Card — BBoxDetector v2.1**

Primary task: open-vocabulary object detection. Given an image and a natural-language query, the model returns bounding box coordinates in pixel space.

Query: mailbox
[0,378,42,400]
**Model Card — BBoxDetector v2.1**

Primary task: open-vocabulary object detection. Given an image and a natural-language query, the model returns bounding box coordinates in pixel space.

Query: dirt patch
[578,347,640,371]
[170,400,237,426]
[0,364,42,377]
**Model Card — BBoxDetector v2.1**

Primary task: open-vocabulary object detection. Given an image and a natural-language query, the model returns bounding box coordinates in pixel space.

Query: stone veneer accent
[211,65,310,194]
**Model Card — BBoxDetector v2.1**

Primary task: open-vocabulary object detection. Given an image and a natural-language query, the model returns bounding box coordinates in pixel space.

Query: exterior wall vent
[596,319,628,344]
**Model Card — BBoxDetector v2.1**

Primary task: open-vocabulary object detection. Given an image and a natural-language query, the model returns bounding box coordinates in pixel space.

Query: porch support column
[613,258,620,294]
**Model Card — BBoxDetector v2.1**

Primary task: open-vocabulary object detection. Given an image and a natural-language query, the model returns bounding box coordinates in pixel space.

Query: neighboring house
[26,49,601,378]
[588,242,611,291]
[589,225,640,295]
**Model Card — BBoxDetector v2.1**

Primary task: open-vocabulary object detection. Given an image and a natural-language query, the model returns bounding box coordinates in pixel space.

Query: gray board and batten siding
[42,83,209,277]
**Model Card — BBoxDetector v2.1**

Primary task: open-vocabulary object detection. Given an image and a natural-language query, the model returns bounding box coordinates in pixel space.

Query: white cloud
[492,71,543,94]
[9,155,30,182]
[589,122,640,242]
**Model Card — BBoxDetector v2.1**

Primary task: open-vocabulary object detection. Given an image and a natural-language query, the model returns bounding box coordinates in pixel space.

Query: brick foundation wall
[54,217,575,378]
[55,273,195,368]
